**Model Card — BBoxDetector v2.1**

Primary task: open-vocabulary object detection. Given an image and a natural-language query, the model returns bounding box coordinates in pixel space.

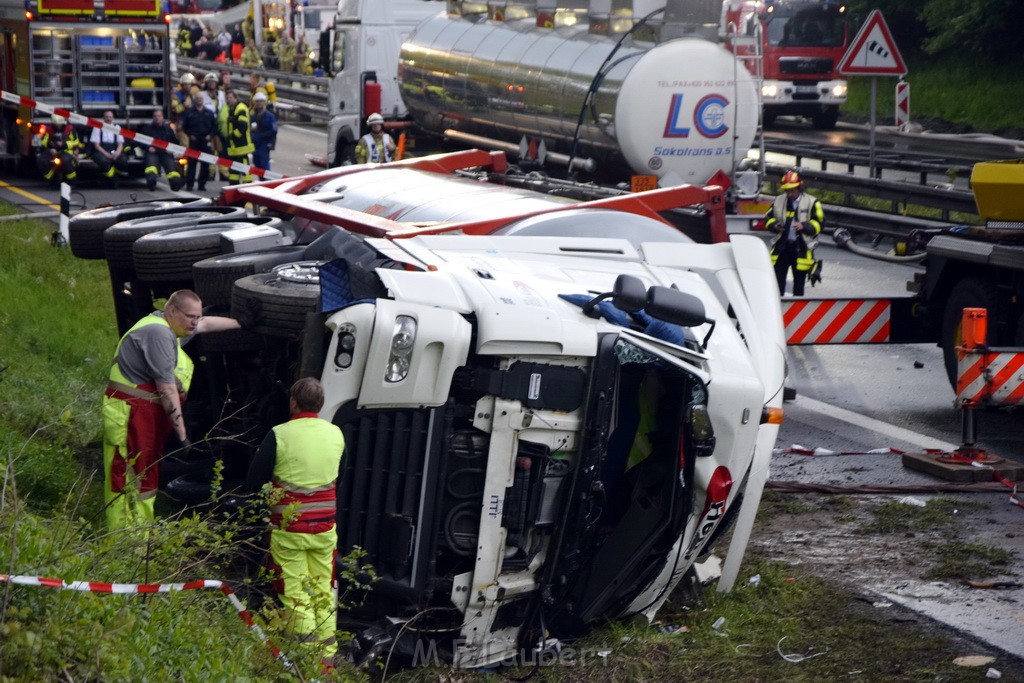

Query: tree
[849,0,1024,62]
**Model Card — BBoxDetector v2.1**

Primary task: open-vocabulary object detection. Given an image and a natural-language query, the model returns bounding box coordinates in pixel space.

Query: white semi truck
[319,0,447,165]
[72,149,786,668]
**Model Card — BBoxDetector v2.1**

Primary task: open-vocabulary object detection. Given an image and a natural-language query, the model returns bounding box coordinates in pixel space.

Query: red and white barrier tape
[0,89,285,181]
[0,573,296,672]
[774,444,905,457]
[980,465,1024,510]
[774,444,1022,511]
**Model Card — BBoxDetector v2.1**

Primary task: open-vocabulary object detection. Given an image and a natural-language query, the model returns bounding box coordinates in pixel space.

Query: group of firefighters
[36,70,278,191]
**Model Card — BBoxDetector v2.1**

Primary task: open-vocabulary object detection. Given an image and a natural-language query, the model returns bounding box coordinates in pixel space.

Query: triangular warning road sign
[838,10,907,76]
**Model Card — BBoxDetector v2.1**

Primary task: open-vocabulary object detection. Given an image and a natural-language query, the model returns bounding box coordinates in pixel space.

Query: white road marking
[796,395,960,452]
[281,124,326,137]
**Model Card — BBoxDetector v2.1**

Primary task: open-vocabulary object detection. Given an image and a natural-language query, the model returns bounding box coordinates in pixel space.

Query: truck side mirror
[582,273,646,318]
[318,29,331,73]
[646,286,708,329]
[611,274,646,313]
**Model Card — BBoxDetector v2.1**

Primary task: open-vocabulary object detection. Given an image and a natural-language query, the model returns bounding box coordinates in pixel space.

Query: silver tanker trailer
[398,4,759,186]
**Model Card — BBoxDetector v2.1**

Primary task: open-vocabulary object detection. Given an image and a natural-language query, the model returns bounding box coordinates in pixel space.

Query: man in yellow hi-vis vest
[765,170,824,296]
[102,290,240,530]
[245,378,345,673]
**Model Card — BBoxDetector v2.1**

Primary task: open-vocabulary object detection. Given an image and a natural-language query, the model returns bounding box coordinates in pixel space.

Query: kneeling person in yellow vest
[102,290,241,530]
[244,378,345,666]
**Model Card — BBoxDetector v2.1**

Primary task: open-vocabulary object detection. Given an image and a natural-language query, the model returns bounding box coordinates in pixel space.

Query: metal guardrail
[764,162,978,222]
[177,58,330,121]
[763,139,976,186]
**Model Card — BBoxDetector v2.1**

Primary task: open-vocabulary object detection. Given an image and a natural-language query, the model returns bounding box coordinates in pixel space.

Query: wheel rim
[272,261,322,285]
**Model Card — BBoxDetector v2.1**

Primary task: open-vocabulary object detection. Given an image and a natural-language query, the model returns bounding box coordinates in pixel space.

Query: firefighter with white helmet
[764,170,824,296]
[354,112,396,164]
[172,72,199,146]
[37,112,82,185]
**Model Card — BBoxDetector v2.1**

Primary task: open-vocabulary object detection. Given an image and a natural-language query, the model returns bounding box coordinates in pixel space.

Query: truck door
[559,335,705,622]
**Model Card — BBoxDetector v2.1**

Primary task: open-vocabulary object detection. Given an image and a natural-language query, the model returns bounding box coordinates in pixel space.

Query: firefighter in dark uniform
[89,110,128,188]
[137,108,184,191]
[37,113,82,185]
[181,91,217,192]
[765,170,823,297]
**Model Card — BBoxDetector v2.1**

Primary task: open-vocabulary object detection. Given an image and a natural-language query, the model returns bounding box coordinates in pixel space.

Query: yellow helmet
[780,170,802,190]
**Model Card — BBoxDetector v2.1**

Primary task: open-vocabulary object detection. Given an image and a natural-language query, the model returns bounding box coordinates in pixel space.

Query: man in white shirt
[89,110,128,188]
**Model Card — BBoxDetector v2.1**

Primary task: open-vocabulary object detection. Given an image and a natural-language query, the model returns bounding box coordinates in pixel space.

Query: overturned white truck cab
[206,150,787,666]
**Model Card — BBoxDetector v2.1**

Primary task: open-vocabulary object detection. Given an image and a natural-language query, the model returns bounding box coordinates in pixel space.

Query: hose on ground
[832,227,928,263]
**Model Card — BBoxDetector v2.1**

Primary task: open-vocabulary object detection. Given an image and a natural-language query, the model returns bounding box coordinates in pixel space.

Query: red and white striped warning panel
[783,298,891,345]
[0,574,295,672]
[957,350,1024,407]
[0,89,284,181]
[895,80,910,128]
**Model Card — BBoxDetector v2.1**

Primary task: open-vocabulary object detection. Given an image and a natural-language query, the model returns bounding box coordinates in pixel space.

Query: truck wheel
[132,219,286,284]
[69,198,212,259]
[231,261,323,337]
[103,207,248,271]
[812,107,839,130]
[941,277,1001,388]
[193,245,309,307]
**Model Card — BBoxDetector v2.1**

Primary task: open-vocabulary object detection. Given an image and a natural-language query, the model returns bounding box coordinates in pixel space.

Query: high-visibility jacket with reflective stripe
[226,102,255,156]
[270,414,344,534]
[766,192,823,271]
[109,313,194,394]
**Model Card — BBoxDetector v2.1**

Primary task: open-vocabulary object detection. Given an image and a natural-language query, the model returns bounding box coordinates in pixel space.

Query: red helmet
[780,170,802,190]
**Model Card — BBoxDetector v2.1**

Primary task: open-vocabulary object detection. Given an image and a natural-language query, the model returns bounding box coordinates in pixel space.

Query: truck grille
[336,409,443,595]
[779,57,834,75]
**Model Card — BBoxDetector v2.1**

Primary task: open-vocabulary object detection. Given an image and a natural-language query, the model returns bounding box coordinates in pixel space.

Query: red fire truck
[0,0,171,167]
[720,0,852,129]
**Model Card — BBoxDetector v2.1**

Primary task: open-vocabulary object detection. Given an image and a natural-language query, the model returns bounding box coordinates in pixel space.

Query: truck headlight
[762,83,779,99]
[384,315,416,383]
[334,322,356,369]
[831,83,848,98]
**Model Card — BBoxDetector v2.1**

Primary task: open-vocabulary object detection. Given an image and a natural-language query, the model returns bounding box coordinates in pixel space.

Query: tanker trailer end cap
[615,38,759,184]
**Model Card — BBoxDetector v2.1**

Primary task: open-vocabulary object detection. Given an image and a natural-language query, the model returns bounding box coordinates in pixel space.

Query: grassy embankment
[1,202,1018,679]
[844,55,1024,139]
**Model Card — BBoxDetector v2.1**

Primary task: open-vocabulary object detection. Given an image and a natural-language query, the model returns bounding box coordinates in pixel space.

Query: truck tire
[69,198,212,259]
[103,207,248,271]
[132,218,286,284]
[812,107,840,130]
[193,245,309,307]
[231,262,323,337]
[941,277,1001,388]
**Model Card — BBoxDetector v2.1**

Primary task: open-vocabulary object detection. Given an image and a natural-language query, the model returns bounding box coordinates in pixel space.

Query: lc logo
[662,93,730,139]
